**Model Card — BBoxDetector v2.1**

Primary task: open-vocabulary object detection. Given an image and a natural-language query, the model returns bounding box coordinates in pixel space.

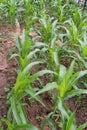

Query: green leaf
[66,112,76,130]
[77,122,87,130]
[32,70,57,79]
[11,97,22,124]
[17,102,28,124]
[9,54,19,59]
[35,82,57,96]
[58,60,75,98]
[1,118,14,129]
[21,29,26,45]
[64,89,87,100]
[82,46,87,57]
[27,49,40,60]
[16,36,21,52]
[57,97,69,120]
[25,87,45,107]
[33,42,48,48]
[14,124,39,130]
[40,18,47,29]
[66,60,75,80]
[42,112,56,130]
[54,52,59,66]
[22,61,43,76]
[59,64,66,79]
[77,70,87,80]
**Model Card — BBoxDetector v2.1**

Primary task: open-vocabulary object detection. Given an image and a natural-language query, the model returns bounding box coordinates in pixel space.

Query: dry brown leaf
[55,40,62,46]
[29,31,38,38]
[35,22,41,27]
[0,53,7,70]
[15,19,21,35]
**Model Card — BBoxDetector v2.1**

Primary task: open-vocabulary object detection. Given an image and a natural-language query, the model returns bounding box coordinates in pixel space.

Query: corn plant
[65,9,87,45]
[33,0,46,17]
[2,118,39,130]
[41,96,87,130]
[10,30,56,97]
[1,0,18,23]
[66,20,85,45]
[35,16,58,42]
[35,60,87,100]
[23,0,34,16]
[22,0,36,25]
[53,97,87,130]
[72,8,87,29]
[0,0,36,24]
[33,60,87,129]
[50,0,66,22]
[3,29,57,130]
[32,41,59,80]
[62,31,87,70]
[0,0,24,23]
[57,60,87,99]
[79,32,87,57]
[50,0,78,23]
[32,17,68,69]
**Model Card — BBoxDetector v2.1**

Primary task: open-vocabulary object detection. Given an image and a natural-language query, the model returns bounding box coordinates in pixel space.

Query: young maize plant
[34,60,87,129]
[79,32,87,57]
[3,30,56,130]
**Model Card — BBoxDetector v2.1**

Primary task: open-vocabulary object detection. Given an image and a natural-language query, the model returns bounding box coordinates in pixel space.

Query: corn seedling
[4,29,57,130]
[34,60,87,100]
[79,32,87,57]
[33,60,87,129]
[36,16,58,42]
[51,0,66,22]
[72,8,87,29]
[53,97,87,130]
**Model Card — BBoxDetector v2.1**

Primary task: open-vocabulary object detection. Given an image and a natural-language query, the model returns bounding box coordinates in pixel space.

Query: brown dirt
[0,23,18,129]
[24,93,53,130]
[65,96,87,130]
[0,23,87,130]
